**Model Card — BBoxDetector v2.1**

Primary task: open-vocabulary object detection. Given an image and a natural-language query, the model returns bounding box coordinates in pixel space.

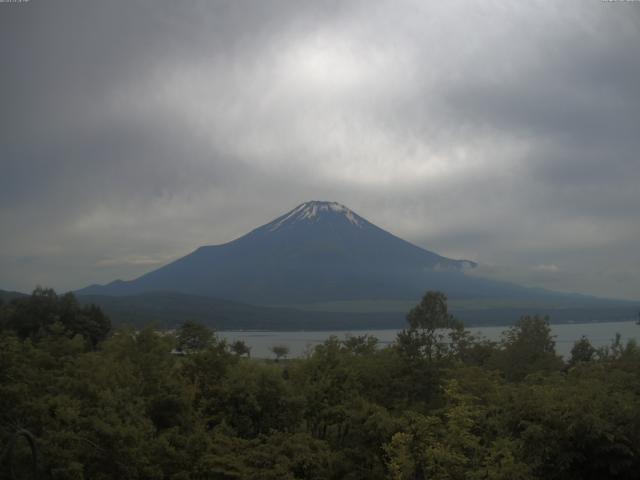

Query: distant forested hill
[77,291,639,330]
[3,287,635,331]
[76,292,406,330]
[0,289,27,303]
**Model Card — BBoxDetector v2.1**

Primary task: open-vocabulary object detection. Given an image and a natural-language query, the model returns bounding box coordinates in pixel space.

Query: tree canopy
[2,289,640,479]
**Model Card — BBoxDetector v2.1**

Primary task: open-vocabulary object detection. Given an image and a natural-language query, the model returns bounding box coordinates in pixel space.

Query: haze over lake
[220,320,640,359]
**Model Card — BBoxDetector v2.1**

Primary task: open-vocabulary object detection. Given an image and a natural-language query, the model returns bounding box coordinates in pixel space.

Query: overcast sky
[1,0,639,300]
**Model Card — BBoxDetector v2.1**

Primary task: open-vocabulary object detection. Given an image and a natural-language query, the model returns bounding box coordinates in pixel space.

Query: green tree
[568,335,597,366]
[176,320,214,353]
[384,381,532,480]
[397,291,463,362]
[212,361,303,438]
[271,345,290,362]
[491,315,563,381]
[0,287,110,348]
[180,334,237,416]
[342,334,378,356]
[58,294,111,348]
[231,339,252,358]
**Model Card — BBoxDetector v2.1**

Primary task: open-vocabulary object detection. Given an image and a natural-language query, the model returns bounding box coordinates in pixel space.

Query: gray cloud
[1,0,639,300]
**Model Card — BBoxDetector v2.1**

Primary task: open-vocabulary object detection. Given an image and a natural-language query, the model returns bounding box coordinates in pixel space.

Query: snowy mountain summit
[266,201,365,231]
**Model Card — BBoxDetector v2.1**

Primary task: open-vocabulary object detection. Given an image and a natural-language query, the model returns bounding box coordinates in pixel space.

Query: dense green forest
[2,288,640,479]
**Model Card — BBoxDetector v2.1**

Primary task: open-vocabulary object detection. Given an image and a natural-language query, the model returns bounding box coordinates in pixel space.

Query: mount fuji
[75,201,638,327]
[78,201,588,306]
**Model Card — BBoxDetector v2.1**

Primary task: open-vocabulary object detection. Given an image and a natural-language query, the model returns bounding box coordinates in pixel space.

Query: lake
[219,321,640,359]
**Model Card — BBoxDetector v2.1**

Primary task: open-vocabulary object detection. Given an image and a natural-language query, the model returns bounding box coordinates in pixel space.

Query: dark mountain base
[77,291,639,331]
[77,292,407,330]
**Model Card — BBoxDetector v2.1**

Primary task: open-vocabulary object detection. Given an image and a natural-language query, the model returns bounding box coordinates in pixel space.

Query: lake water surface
[219,321,640,359]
